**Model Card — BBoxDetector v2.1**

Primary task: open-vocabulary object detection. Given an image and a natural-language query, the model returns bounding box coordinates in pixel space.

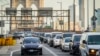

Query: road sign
[38,7,53,17]
[21,8,32,15]
[6,8,17,15]
[0,20,4,27]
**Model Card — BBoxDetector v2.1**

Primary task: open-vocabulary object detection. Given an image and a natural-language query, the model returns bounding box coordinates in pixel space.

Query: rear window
[56,36,62,39]
[63,34,73,38]
[74,35,81,42]
[65,38,71,42]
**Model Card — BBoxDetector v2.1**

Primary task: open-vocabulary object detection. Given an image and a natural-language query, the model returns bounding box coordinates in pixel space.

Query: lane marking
[10,49,20,56]
[43,45,58,56]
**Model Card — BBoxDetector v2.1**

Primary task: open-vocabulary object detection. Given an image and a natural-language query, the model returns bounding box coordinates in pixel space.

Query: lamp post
[93,0,96,31]
[57,0,63,31]
[73,0,76,32]
[87,0,89,31]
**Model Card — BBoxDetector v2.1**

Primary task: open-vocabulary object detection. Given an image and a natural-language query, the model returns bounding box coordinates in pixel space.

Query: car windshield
[23,38,40,43]
[52,33,61,38]
[25,34,33,37]
[45,34,51,37]
[56,36,62,39]
[88,35,100,45]
[63,34,73,38]
[65,38,71,42]
[74,35,81,42]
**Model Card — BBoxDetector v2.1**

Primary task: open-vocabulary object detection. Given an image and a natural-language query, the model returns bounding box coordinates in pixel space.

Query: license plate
[29,50,34,52]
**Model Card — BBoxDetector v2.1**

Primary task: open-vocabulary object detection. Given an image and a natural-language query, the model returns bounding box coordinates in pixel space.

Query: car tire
[21,52,24,56]
[39,51,43,55]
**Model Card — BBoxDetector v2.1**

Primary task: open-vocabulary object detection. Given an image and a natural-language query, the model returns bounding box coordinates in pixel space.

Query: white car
[79,32,100,56]
[61,37,71,52]
[44,32,52,43]
[53,34,62,48]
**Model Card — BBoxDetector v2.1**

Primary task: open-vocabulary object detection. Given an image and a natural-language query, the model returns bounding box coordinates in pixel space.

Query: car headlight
[90,49,96,53]
[22,45,25,48]
[38,45,42,48]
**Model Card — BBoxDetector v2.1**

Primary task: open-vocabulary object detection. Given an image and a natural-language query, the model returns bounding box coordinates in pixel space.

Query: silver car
[61,37,71,52]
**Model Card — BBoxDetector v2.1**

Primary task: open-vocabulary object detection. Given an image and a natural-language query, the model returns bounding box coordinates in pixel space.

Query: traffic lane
[44,44,79,56]
[12,46,54,56]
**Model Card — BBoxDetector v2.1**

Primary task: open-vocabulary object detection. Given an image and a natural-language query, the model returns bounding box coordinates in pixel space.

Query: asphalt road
[11,43,73,56]
[0,39,78,56]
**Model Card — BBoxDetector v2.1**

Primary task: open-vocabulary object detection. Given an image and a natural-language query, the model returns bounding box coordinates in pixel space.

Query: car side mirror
[70,40,72,42]
[82,40,87,44]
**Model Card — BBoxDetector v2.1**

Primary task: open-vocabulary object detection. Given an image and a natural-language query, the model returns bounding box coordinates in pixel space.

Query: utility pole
[93,0,96,31]
[87,0,89,31]
[73,0,75,32]
[57,0,62,31]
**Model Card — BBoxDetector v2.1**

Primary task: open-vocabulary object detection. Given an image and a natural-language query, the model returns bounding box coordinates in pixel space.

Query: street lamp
[87,0,89,31]
[93,0,96,31]
[57,0,63,31]
[73,0,76,32]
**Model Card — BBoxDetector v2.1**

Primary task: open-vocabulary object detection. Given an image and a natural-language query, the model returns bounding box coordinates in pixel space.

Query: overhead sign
[0,20,4,27]
[38,7,53,17]
[21,8,32,15]
[6,8,17,15]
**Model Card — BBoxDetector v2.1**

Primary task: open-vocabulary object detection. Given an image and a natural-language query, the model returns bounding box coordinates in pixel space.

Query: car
[60,37,71,52]
[13,32,23,39]
[53,34,62,48]
[49,32,62,47]
[69,34,81,55]
[43,32,52,43]
[79,32,100,56]
[21,37,42,55]
[60,32,74,48]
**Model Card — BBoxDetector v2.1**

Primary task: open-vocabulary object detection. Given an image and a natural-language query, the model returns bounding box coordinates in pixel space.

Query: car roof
[24,37,39,39]
[65,37,71,39]
[63,32,75,34]
[83,32,100,35]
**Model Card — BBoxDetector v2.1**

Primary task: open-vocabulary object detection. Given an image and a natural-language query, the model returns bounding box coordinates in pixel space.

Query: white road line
[43,46,58,56]
[10,49,20,56]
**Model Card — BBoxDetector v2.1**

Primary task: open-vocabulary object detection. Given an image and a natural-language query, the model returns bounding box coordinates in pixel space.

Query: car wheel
[39,51,43,55]
[21,52,24,56]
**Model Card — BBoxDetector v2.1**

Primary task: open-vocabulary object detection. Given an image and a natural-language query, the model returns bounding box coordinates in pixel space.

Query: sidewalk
[0,46,9,54]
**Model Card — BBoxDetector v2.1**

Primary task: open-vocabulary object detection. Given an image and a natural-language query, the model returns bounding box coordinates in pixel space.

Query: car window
[88,35,100,45]
[65,38,70,42]
[23,38,40,43]
[45,34,51,37]
[56,36,62,39]
[25,34,33,37]
[74,35,81,42]
[52,33,61,38]
[63,34,73,38]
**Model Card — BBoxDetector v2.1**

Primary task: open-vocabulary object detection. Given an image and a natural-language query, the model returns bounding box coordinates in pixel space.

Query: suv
[21,37,42,55]
[49,32,62,47]
[79,32,100,56]
[69,34,81,55]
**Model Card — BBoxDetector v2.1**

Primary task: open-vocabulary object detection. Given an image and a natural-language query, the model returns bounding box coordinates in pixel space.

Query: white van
[79,32,100,56]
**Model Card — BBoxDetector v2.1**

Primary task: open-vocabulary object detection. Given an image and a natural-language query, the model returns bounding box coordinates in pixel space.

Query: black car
[69,34,81,55]
[13,32,22,39]
[21,37,42,55]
